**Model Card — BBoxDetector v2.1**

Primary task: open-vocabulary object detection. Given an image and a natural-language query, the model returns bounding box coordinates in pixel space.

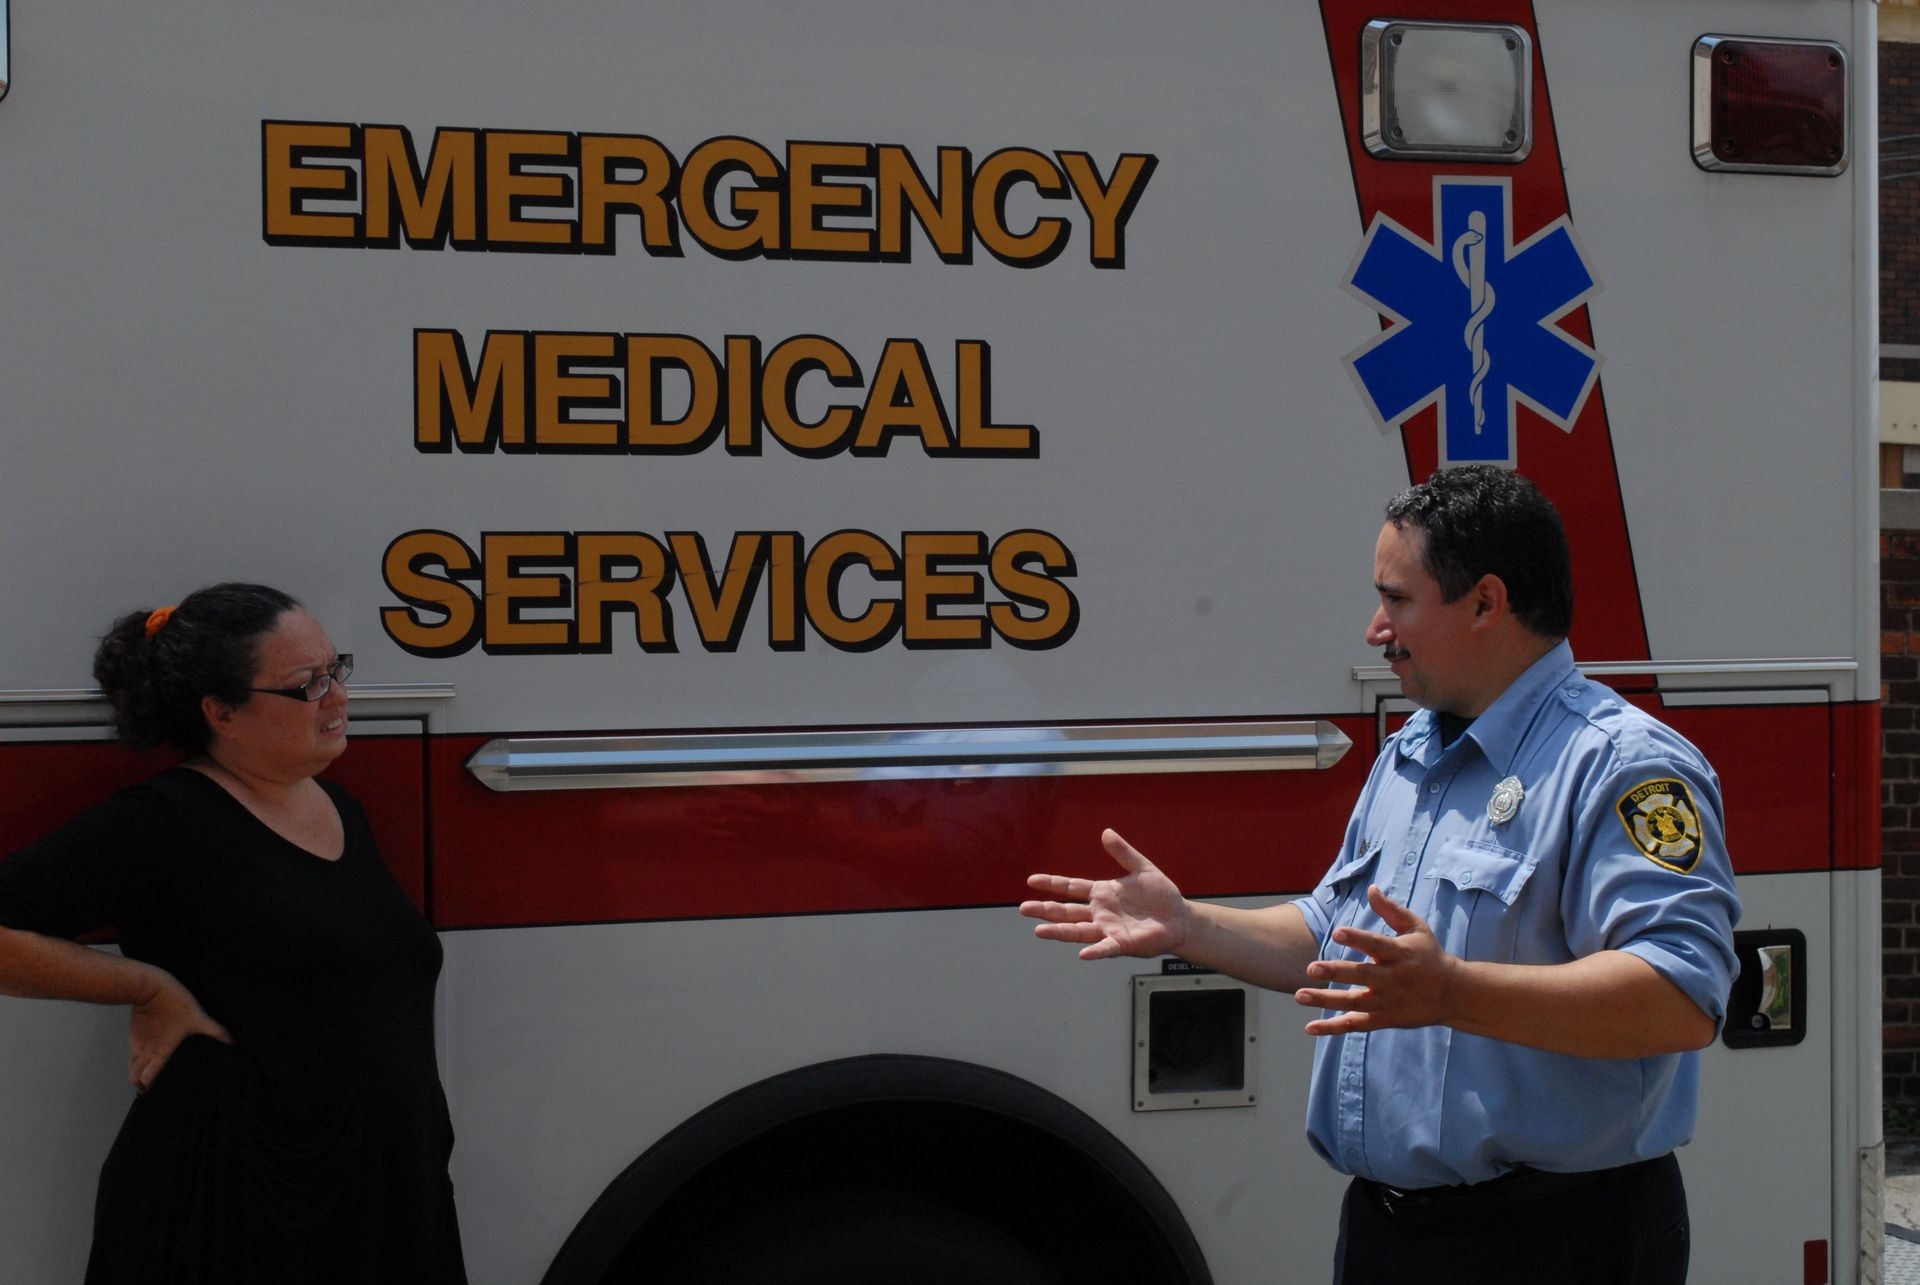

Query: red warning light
[1693,36,1848,176]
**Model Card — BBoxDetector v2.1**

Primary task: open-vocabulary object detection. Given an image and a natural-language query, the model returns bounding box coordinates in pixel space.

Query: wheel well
[540,1054,1212,1285]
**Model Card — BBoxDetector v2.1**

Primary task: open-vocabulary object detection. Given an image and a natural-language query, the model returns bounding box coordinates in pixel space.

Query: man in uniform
[1021,465,1739,1283]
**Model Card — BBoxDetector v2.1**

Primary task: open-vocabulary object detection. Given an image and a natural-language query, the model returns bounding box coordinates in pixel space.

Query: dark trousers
[1332,1152,1689,1285]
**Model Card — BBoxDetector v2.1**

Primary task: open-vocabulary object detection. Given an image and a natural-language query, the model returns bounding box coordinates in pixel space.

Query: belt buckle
[1372,1182,1421,1224]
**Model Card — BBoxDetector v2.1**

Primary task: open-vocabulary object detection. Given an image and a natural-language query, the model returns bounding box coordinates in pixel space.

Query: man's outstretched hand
[1020,829,1192,961]
[1293,885,1460,1034]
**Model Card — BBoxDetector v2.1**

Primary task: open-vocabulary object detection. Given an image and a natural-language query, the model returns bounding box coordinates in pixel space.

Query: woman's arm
[0,926,230,1090]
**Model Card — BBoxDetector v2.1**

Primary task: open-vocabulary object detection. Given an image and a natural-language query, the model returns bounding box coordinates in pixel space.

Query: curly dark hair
[92,583,300,752]
[1383,466,1573,639]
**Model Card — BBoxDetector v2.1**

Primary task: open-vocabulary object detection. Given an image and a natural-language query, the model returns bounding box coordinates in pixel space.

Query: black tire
[546,1056,1211,1285]
[650,1186,1064,1285]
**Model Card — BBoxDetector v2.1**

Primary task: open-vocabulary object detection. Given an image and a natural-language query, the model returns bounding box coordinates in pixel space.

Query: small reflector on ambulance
[1691,36,1848,176]
[1361,20,1532,163]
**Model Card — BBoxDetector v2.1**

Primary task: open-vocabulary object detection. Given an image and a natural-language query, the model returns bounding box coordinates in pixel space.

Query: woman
[0,583,467,1283]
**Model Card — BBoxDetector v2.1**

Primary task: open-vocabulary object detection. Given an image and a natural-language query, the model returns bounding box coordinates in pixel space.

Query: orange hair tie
[143,606,177,638]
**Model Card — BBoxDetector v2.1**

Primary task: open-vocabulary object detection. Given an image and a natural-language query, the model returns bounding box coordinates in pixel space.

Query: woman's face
[207,607,349,780]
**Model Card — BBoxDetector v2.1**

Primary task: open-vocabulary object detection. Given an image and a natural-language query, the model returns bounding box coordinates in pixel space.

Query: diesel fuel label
[261,120,1159,656]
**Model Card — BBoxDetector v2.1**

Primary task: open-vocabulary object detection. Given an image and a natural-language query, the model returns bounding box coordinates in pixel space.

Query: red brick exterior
[1888,37,1920,1105]
[1889,42,1920,360]
[1890,530,1920,1104]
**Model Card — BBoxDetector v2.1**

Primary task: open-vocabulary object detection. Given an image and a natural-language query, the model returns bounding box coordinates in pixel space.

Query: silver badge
[1487,776,1525,826]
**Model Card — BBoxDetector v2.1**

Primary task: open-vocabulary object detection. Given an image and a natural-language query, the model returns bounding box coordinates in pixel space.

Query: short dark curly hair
[92,583,299,753]
[1383,466,1573,639]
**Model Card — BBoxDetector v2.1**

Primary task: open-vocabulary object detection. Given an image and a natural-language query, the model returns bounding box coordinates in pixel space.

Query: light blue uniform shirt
[1295,642,1740,1189]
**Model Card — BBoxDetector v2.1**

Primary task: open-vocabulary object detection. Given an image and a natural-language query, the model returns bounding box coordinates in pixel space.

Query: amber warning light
[1693,36,1848,176]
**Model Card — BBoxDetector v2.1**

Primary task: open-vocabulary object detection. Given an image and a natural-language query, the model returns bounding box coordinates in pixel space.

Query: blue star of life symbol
[1344,178,1600,467]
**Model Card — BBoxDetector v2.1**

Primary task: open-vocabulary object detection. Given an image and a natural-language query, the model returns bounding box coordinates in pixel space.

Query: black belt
[1356,1155,1665,1231]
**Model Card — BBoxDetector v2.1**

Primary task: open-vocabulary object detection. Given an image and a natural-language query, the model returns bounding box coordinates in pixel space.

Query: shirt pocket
[1424,838,1538,961]
[1314,840,1383,909]
[1310,840,1383,955]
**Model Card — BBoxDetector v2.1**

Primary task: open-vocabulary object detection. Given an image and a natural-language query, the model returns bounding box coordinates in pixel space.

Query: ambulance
[0,1,1881,1280]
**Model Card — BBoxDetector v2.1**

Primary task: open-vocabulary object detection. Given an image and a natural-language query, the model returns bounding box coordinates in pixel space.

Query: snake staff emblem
[1451,209,1493,435]
[1345,178,1600,468]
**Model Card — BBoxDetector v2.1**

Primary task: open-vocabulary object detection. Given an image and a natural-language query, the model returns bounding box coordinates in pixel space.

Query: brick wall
[1891,35,1920,1103]
[1890,524,1920,1106]
[1888,41,1920,371]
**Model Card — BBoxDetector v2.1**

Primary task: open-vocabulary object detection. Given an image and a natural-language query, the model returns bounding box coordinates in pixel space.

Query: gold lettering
[532,333,622,448]
[763,336,859,454]
[580,134,681,252]
[972,148,1070,266]
[483,532,574,650]
[854,340,953,454]
[989,530,1079,647]
[381,531,481,656]
[669,532,768,649]
[680,137,784,257]
[1057,152,1157,267]
[804,531,900,649]
[414,331,527,450]
[261,121,358,243]
[875,145,971,261]
[486,131,575,247]
[365,126,479,246]
[626,335,722,450]
[576,533,676,650]
[787,142,873,256]
[904,532,988,645]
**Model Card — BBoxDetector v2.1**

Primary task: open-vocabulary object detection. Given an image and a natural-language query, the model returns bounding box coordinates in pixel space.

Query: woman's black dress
[0,767,467,1284]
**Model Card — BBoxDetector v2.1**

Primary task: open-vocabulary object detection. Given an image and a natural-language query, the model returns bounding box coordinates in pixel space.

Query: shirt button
[1426,782,1440,795]
[1404,853,1416,866]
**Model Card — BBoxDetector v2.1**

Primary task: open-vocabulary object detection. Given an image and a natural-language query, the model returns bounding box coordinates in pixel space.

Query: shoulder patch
[1615,778,1704,873]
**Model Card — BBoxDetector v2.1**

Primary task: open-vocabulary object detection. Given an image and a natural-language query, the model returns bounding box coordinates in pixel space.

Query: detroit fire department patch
[1616,778,1704,874]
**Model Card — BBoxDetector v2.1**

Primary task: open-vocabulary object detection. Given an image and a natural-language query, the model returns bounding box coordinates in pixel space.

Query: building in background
[1883,0,1920,1115]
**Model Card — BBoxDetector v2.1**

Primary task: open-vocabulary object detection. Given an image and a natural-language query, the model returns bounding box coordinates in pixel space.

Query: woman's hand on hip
[127,973,232,1093]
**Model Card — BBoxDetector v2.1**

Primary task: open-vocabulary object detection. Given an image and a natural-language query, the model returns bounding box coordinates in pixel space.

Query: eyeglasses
[248,655,352,703]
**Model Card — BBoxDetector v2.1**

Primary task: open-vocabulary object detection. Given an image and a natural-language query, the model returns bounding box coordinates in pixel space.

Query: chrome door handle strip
[0,684,456,706]
[1352,657,1855,683]
[465,720,1354,792]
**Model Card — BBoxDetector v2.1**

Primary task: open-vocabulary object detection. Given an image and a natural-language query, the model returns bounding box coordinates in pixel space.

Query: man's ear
[1468,574,1509,630]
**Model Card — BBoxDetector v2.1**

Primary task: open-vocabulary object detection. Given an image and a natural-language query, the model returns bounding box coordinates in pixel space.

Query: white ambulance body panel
[0,2,1880,1282]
